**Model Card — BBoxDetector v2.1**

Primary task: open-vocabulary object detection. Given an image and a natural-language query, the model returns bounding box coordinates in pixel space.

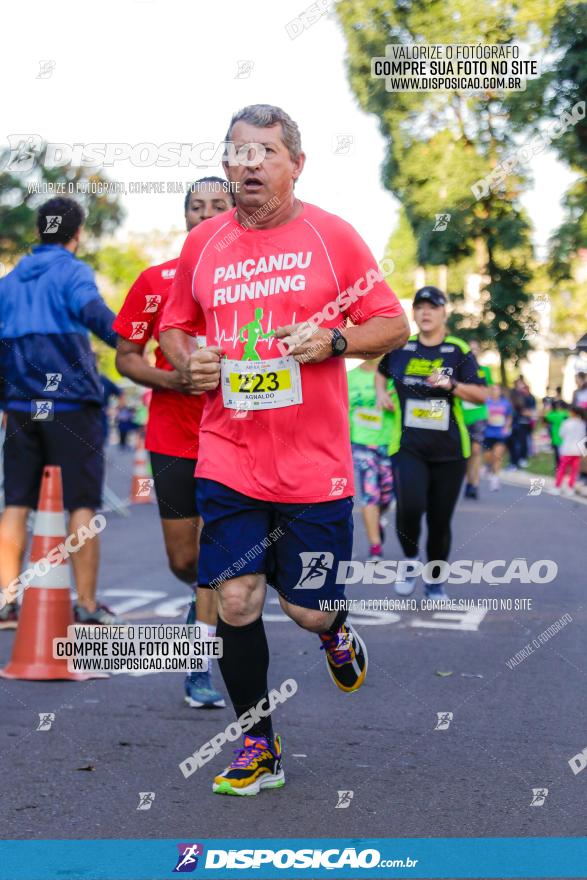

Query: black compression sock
[216,616,274,742]
[323,607,349,635]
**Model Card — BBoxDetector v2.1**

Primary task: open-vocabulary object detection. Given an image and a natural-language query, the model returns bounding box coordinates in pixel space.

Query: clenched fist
[187,346,224,392]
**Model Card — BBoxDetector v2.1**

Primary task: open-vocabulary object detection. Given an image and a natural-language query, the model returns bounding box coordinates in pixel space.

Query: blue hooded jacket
[0,244,116,407]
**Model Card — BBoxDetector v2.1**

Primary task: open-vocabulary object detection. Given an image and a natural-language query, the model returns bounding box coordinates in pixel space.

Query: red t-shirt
[160,203,404,502]
[113,257,205,459]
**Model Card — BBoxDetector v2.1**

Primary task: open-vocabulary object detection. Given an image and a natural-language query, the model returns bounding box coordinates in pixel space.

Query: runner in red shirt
[114,178,234,708]
[160,104,409,796]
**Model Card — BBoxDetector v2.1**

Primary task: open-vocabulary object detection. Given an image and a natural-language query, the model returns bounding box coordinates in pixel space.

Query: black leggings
[392,450,467,563]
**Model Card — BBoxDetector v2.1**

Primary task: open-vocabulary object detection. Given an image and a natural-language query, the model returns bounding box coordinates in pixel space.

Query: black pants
[508,422,531,465]
[552,444,561,469]
[392,449,467,563]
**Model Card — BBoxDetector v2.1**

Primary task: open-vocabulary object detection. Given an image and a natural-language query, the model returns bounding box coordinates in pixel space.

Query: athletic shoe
[368,543,383,562]
[0,603,19,630]
[465,483,479,499]
[548,486,561,495]
[489,475,500,492]
[464,482,473,497]
[73,603,124,625]
[424,586,450,602]
[519,459,528,468]
[319,622,368,693]
[394,556,421,596]
[184,670,226,708]
[213,734,284,796]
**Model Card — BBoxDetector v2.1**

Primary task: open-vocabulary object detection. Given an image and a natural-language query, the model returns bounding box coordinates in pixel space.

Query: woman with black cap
[375,286,488,600]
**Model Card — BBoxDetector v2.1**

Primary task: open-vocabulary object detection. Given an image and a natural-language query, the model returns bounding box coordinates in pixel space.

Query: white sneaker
[519,459,528,468]
[489,474,500,492]
[548,487,561,495]
[394,556,421,596]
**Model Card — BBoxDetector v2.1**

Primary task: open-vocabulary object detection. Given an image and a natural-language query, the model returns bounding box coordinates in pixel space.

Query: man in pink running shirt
[160,103,409,796]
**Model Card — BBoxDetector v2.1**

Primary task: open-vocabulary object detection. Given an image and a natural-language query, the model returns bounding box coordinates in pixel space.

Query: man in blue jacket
[0,198,121,627]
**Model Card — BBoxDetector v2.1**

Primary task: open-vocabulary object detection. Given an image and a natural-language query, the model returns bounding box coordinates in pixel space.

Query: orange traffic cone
[1,466,90,681]
[130,435,154,504]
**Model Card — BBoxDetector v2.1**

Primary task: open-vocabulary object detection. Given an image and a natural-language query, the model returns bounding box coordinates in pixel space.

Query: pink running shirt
[160,202,404,503]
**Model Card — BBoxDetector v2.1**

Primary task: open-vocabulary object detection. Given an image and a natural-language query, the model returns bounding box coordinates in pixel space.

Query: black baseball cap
[413,286,447,307]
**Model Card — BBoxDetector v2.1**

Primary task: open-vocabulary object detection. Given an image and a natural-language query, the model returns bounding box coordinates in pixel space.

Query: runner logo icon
[44,373,62,391]
[144,295,161,313]
[329,477,348,496]
[130,322,149,340]
[43,215,62,233]
[136,792,155,810]
[433,213,451,231]
[36,713,55,731]
[530,788,548,806]
[137,479,154,497]
[335,790,354,808]
[173,843,204,873]
[294,552,334,589]
[32,400,54,421]
[435,712,453,731]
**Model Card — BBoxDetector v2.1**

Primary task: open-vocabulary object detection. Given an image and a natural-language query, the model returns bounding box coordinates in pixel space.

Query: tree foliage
[335,0,579,374]
[0,144,125,262]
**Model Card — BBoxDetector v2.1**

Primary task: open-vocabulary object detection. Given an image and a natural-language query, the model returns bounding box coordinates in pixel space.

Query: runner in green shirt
[347,360,399,560]
[544,400,569,470]
[462,340,493,499]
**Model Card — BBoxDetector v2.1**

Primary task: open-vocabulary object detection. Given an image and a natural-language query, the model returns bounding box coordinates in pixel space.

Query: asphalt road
[1,444,586,849]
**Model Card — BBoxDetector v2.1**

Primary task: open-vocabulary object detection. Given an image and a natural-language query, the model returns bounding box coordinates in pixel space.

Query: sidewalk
[500,466,587,506]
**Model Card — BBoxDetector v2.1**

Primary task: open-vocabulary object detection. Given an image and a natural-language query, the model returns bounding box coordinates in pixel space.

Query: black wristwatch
[449,376,458,392]
[331,328,348,357]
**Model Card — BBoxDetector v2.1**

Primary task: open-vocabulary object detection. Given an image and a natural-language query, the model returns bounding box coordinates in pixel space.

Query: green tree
[0,144,125,261]
[383,207,418,299]
[335,0,564,380]
[91,243,151,380]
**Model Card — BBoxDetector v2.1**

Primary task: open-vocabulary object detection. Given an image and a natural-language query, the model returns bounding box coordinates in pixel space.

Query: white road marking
[101,588,168,615]
[411,606,488,631]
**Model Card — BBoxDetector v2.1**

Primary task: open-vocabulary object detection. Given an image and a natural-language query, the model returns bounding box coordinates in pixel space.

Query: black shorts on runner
[467,419,487,446]
[3,406,104,511]
[483,436,506,450]
[149,451,198,519]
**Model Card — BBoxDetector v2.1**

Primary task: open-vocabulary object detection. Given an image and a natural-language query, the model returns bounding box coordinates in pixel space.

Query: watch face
[334,335,347,354]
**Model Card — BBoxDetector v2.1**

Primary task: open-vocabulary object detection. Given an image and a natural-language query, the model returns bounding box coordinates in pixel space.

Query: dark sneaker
[319,622,368,693]
[0,603,19,630]
[184,670,226,708]
[73,603,124,625]
[213,734,284,796]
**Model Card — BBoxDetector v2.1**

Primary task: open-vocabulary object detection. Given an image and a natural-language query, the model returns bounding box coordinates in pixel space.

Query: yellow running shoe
[213,734,284,796]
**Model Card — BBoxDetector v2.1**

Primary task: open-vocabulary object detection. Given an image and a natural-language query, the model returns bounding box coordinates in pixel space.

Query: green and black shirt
[378,334,487,461]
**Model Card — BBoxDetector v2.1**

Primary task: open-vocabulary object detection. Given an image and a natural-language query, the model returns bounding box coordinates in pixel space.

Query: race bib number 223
[221,356,303,411]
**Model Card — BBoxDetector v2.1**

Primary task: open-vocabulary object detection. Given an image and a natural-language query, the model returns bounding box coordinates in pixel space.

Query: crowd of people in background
[349,357,587,560]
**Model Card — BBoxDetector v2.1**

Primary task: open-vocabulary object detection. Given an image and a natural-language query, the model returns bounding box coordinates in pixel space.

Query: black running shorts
[149,451,198,520]
[4,406,104,511]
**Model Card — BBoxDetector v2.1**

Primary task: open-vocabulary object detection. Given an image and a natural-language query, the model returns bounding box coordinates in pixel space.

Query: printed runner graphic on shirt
[158,203,405,502]
[237,307,276,361]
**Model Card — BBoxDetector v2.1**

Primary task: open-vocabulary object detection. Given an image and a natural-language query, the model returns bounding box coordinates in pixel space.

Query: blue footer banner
[0,838,586,879]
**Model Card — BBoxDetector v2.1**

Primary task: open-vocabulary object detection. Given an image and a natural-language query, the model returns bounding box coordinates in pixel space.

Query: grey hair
[225,104,302,161]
